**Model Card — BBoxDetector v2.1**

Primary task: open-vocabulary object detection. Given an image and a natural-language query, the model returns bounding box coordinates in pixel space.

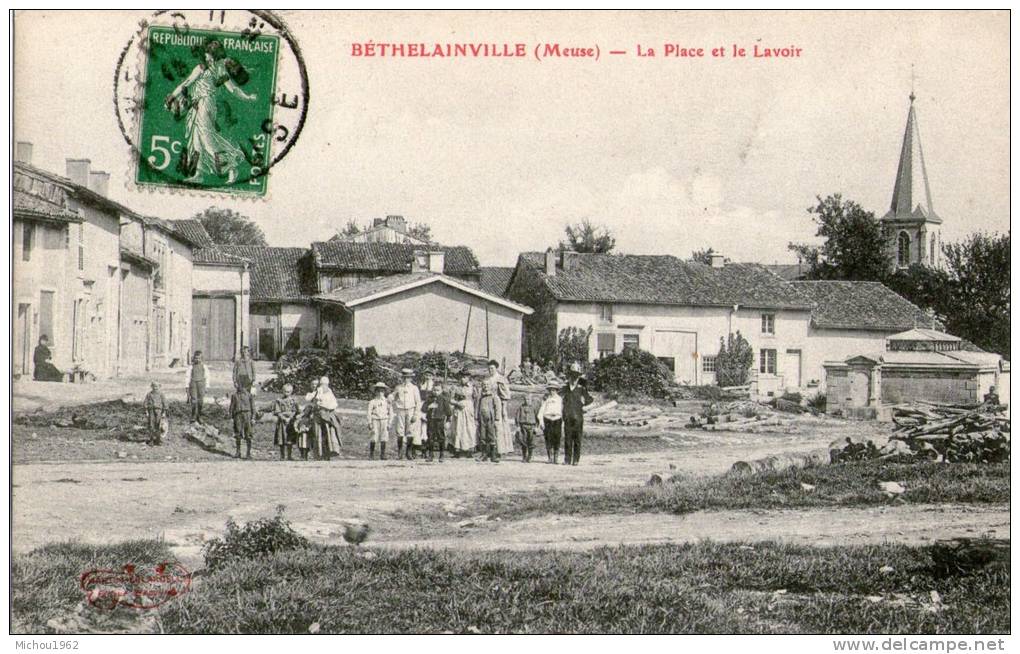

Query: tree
[557,326,592,368]
[690,247,715,264]
[788,194,890,281]
[715,331,753,387]
[407,222,433,242]
[561,219,616,254]
[330,219,362,241]
[193,207,267,246]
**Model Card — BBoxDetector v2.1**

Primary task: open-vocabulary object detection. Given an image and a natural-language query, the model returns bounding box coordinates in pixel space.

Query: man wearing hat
[477,359,511,462]
[390,368,422,460]
[561,362,594,466]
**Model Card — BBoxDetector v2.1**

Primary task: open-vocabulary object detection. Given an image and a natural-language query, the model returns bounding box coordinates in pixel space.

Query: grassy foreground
[12,538,1009,634]
[470,461,1011,520]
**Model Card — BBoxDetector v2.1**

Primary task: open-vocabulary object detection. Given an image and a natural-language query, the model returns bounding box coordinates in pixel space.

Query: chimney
[15,141,33,164]
[88,170,110,197]
[411,249,427,273]
[559,249,579,271]
[427,250,445,273]
[372,217,384,227]
[385,215,407,231]
[709,253,726,268]
[545,248,556,276]
[65,158,91,188]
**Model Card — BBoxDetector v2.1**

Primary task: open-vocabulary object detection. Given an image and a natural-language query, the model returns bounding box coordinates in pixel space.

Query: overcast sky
[13,10,1009,267]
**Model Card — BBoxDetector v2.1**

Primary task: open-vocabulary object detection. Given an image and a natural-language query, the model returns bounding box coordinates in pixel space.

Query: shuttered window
[596,332,616,357]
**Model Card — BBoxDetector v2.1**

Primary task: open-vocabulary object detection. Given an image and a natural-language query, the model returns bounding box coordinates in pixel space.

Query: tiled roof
[170,219,215,247]
[13,188,81,223]
[217,246,314,301]
[479,266,514,297]
[760,263,807,281]
[192,247,251,266]
[518,253,814,310]
[791,280,935,331]
[310,241,479,275]
[316,272,532,313]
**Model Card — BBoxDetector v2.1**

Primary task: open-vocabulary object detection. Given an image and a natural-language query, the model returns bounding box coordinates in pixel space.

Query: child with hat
[367,382,391,459]
[537,381,564,464]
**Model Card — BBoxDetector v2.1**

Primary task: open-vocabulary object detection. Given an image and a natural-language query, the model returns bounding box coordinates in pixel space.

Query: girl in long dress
[496,396,516,455]
[164,40,257,184]
[304,376,342,460]
[453,376,478,456]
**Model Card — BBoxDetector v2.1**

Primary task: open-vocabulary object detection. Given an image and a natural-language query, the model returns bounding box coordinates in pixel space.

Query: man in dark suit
[560,362,594,466]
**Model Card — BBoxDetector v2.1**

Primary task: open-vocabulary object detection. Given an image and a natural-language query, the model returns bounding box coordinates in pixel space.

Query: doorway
[258,328,277,361]
[15,303,32,376]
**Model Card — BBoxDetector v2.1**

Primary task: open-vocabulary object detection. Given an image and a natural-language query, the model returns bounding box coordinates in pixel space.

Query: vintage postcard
[8,9,1011,643]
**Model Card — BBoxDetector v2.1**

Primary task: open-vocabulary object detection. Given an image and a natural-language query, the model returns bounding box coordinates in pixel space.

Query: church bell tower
[881,91,943,270]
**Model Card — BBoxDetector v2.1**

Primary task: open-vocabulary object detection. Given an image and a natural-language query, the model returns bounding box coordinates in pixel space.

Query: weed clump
[203,508,310,571]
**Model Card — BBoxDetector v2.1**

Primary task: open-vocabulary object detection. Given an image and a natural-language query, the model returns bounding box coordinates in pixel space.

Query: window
[22,223,34,261]
[77,223,85,271]
[153,307,166,355]
[596,332,616,358]
[759,348,777,375]
[72,298,87,362]
[930,238,936,265]
[897,231,910,267]
[623,333,640,351]
[702,355,717,373]
[598,303,614,323]
[761,313,775,335]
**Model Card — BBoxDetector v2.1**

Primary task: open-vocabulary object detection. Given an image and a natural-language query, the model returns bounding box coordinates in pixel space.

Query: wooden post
[463,304,472,353]
[485,303,490,359]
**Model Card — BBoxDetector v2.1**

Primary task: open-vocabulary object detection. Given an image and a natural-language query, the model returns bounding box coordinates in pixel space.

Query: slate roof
[13,188,81,224]
[516,253,814,310]
[216,246,314,302]
[479,266,514,297]
[790,280,935,331]
[310,241,480,275]
[316,272,532,313]
[170,219,216,247]
[883,95,941,224]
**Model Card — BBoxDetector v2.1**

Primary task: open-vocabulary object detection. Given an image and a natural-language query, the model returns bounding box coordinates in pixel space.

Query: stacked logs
[891,404,1010,464]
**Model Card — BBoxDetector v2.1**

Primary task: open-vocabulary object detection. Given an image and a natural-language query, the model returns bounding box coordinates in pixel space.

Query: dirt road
[12,433,1009,569]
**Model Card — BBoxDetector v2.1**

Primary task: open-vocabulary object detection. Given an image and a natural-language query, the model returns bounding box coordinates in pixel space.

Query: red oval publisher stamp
[80,562,192,610]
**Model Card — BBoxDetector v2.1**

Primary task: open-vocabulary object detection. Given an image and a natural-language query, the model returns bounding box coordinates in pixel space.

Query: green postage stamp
[135,26,280,196]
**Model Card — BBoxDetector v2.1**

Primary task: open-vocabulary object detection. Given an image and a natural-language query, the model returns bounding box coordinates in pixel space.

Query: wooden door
[192,297,236,361]
[15,303,31,376]
[784,349,802,387]
[258,328,276,361]
[39,290,54,344]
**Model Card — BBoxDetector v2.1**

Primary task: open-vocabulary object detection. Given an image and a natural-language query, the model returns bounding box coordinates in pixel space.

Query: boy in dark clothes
[273,383,299,460]
[144,381,168,446]
[514,393,539,462]
[230,386,256,460]
[424,381,451,462]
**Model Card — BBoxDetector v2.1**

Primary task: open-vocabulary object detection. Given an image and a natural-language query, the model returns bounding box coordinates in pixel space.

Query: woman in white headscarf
[305,376,342,460]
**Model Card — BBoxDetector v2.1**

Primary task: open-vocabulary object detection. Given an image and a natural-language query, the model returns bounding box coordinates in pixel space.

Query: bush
[591,348,675,398]
[715,331,753,387]
[808,393,826,412]
[263,346,388,398]
[203,507,310,571]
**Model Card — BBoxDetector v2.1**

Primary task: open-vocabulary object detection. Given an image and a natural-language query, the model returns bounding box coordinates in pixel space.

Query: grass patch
[11,539,174,633]
[13,538,1009,634]
[474,461,1011,520]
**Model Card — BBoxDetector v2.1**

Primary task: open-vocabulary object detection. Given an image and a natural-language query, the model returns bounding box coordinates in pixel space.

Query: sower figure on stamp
[561,363,594,466]
[538,382,564,464]
[390,369,422,460]
[144,381,169,446]
[367,382,391,460]
[230,385,256,460]
[478,360,511,463]
[273,383,299,461]
[187,350,208,424]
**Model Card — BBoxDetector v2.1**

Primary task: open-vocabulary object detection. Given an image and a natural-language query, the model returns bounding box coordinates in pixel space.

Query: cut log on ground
[730,450,828,475]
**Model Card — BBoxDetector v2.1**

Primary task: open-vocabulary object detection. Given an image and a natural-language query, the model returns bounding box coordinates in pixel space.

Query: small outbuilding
[315,272,533,369]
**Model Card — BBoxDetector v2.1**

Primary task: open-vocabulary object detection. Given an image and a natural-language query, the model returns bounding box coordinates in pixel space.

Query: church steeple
[882,90,943,270]
[883,92,941,224]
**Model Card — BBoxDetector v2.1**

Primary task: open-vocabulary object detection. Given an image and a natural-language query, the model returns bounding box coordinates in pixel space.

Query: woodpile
[891,404,1009,463]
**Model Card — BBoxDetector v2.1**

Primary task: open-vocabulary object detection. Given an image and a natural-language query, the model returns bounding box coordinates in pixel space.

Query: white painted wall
[166,236,193,365]
[803,327,889,388]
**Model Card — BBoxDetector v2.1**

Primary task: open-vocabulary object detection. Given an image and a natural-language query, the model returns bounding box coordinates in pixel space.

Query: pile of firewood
[891,404,1009,463]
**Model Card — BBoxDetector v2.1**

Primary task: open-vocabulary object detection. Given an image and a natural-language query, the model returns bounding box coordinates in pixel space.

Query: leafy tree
[557,326,592,368]
[340,219,361,236]
[193,206,267,246]
[690,247,716,264]
[561,219,616,254]
[788,194,890,281]
[715,331,753,386]
[591,348,675,399]
[407,222,433,242]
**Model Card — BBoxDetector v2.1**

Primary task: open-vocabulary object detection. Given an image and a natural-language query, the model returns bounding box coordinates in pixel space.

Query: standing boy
[230,385,256,460]
[478,360,511,463]
[144,381,169,446]
[272,383,299,460]
[367,382,391,460]
[515,393,539,462]
[188,350,208,423]
[233,346,256,391]
[391,369,421,460]
[537,382,564,464]
[425,381,452,462]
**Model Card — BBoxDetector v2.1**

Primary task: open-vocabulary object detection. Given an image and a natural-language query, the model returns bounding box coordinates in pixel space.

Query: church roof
[882,94,941,225]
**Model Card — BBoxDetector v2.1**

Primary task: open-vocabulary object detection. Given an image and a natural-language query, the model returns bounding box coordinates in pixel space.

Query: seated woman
[304,376,343,460]
[33,335,63,382]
